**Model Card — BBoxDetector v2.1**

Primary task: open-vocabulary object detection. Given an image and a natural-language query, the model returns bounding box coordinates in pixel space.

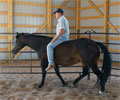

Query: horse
[12,33,112,94]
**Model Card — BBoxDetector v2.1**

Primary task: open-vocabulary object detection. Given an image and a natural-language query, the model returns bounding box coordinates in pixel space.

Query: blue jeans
[47,36,69,65]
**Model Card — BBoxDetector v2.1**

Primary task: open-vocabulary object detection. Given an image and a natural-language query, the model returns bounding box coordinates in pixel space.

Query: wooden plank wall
[0,0,119,61]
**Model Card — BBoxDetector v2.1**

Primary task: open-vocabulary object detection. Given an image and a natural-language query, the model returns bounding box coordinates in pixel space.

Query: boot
[45,64,55,71]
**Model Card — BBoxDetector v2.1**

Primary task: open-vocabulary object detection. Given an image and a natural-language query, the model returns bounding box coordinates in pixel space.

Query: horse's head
[12,33,26,58]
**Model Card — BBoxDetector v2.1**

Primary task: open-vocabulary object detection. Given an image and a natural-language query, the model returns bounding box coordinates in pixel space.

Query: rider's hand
[51,38,56,43]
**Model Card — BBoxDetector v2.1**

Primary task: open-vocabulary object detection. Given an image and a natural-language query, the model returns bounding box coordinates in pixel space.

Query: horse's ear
[22,33,24,35]
[16,32,20,39]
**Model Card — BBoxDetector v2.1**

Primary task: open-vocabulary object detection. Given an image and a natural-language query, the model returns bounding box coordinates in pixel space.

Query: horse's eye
[16,40,18,43]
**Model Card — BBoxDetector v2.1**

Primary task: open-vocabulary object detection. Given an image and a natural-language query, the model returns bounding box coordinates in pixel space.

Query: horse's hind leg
[91,64,104,94]
[54,64,66,87]
[72,66,89,87]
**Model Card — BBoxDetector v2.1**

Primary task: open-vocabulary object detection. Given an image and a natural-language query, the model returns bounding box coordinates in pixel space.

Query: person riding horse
[12,9,112,94]
[46,8,70,71]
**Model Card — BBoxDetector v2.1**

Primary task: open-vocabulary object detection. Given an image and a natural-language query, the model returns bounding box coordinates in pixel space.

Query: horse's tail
[96,42,112,84]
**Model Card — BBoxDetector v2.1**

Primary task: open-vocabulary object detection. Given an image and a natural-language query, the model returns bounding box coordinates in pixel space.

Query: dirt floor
[0,61,120,100]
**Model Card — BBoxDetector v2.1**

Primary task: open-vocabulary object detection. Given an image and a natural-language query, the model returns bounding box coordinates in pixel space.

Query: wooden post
[104,0,109,33]
[47,0,51,33]
[8,0,13,61]
[76,0,80,38]
[104,0,109,47]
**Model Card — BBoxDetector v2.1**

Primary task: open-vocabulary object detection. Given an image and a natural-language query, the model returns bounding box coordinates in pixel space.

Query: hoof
[98,90,103,94]
[63,85,67,88]
[37,85,43,89]
[63,84,67,87]
[71,84,75,88]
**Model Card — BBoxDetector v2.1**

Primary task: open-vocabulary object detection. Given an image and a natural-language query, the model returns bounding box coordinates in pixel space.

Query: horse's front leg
[37,69,46,88]
[37,59,48,88]
[54,64,66,87]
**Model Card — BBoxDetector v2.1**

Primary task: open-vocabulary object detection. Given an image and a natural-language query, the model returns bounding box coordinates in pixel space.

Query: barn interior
[0,0,120,100]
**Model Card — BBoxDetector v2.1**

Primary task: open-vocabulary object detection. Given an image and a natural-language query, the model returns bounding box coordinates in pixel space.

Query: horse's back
[54,38,100,65]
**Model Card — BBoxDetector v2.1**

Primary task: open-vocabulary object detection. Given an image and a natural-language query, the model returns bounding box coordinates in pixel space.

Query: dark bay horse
[12,33,112,94]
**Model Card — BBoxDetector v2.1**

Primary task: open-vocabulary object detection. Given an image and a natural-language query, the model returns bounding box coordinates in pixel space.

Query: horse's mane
[16,33,53,39]
[30,34,53,39]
